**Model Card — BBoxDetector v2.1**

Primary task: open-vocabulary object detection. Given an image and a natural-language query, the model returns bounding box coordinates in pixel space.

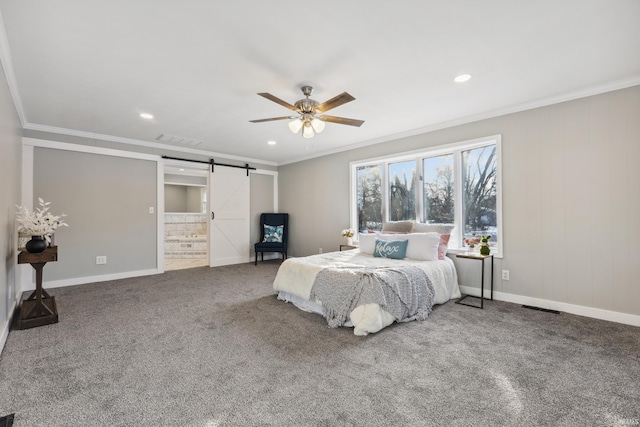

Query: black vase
[25,236,47,253]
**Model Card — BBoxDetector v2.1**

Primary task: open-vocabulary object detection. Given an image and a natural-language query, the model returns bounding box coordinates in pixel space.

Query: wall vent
[156,133,203,147]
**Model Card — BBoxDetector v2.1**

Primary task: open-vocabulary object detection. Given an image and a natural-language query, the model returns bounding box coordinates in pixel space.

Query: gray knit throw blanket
[309,265,435,328]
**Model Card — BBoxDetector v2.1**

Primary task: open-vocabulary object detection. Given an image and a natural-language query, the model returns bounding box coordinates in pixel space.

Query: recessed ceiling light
[454,74,472,83]
[267,140,277,145]
[140,113,154,119]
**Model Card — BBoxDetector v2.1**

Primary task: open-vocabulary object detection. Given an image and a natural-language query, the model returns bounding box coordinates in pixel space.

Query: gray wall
[0,62,22,343]
[26,143,278,282]
[164,184,204,213]
[186,186,203,213]
[33,148,158,280]
[164,184,186,212]
[279,86,640,317]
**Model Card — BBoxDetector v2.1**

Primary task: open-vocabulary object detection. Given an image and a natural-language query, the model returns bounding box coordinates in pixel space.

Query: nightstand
[339,244,359,251]
[455,253,494,309]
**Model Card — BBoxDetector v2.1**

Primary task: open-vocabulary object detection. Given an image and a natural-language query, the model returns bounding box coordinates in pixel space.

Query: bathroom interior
[164,166,208,270]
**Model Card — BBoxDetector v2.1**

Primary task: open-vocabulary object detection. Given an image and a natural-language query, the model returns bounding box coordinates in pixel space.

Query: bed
[273,232,460,336]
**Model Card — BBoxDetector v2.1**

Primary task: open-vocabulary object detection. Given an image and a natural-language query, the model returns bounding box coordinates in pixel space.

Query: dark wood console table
[17,246,59,329]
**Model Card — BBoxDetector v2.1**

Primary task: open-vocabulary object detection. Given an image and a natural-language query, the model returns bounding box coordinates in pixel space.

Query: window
[388,160,416,221]
[356,164,383,232]
[423,154,454,224]
[462,145,497,246]
[351,135,502,256]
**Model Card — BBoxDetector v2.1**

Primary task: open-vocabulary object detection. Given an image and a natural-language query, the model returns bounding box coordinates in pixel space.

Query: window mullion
[453,149,464,248]
[416,160,424,222]
[382,162,389,222]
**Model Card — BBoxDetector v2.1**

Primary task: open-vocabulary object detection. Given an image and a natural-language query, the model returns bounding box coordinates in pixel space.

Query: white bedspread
[273,249,460,336]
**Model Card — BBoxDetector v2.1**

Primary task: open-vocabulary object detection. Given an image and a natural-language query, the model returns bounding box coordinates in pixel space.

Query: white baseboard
[459,286,640,327]
[19,269,161,292]
[0,293,22,356]
[0,321,8,356]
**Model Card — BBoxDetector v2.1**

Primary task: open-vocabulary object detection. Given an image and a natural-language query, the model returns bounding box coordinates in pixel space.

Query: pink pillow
[438,234,450,260]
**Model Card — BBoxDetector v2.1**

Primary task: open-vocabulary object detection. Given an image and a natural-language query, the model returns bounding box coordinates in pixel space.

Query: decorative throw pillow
[373,239,408,260]
[262,224,283,242]
[361,233,408,254]
[381,220,415,234]
[438,234,451,260]
[412,223,455,235]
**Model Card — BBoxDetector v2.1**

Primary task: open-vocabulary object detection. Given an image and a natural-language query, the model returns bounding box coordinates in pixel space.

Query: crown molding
[23,122,278,167]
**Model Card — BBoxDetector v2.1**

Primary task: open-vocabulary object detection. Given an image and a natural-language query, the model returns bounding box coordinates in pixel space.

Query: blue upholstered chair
[254,213,289,265]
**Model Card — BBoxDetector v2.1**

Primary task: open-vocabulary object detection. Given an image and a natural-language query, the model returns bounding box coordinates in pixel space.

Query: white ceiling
[1,1,639,165]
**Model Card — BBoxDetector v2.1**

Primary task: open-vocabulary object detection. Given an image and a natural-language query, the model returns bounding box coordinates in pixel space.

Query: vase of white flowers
[16,198,68,253]
[341,228,355,245]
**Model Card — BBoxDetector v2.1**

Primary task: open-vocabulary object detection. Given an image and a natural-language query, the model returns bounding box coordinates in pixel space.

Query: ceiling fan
[249,85,364,138]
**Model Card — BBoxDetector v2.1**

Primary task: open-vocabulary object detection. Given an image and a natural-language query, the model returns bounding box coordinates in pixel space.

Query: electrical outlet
[319,248,323,254]
[96,256,107,265]
[502,270,510,280]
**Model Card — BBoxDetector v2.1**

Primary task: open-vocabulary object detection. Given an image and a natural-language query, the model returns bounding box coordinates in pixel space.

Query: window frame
[350,134,503,257]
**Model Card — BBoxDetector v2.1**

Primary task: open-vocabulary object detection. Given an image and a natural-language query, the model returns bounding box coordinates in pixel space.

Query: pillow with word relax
[373,239,408,260]
[361,232,439,261]
[262,224,283,242]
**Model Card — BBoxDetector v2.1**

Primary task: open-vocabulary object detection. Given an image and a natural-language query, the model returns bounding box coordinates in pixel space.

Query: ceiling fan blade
[257,93,298,111]
[315,92,355,113]
[320,115,365,127]
[249,116,295,123]
[249,116,294,123]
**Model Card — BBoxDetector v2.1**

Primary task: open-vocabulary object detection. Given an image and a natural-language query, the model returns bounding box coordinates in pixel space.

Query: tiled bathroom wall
[164,213,208,259]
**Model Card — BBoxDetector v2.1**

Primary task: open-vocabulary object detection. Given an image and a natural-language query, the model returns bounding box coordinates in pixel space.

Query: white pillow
[405,232,440,261]
[358,233,378,254]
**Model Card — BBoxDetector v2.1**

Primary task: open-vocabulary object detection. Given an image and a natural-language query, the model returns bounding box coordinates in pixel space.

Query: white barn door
[209,166,250,267]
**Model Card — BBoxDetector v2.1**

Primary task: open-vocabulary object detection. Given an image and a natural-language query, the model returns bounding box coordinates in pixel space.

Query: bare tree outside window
[423,155,454,223]
[389,160,416,221]
[462,146,497,247]
[356,165,382,232]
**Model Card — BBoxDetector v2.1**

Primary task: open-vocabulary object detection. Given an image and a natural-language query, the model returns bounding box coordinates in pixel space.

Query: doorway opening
[164,165,208,271]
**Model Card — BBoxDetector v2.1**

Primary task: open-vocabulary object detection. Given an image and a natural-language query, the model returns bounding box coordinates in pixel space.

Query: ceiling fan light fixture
[251,85,364,137]
[302,123,314,139]
[288,118,303,134]
[311,117,325,133]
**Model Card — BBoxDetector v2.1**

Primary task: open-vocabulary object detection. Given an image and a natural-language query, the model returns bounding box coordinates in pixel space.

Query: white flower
[341,228,355,238]
[16,198,69,237]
